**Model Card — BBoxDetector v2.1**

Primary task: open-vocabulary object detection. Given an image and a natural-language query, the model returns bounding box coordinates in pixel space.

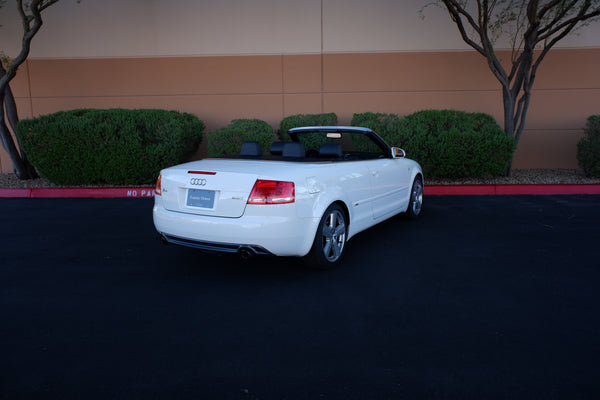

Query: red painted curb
[495,184,600,195]
[425,184,600,196]
[30,187,156,198]
[1,185,599,198]
[0,188,32,198]
[424,185,496,196]
[0,187,155,198]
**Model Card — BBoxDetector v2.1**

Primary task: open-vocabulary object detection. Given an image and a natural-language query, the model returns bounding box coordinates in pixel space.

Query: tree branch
[532,4,600,78]
[442,0,486,54]
[4,0,45,80]
[39,0,60,12]
[538,5,600,43]
[537,0,579,36]
[442,0,510,85]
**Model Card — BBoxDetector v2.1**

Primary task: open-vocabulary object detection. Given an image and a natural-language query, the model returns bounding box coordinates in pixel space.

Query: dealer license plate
[187,189,215,208]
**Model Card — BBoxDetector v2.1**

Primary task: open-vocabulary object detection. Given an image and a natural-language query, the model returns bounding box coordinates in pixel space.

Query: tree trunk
[0,0,55,180]
[502,86,517,176]
[0,84,38,179]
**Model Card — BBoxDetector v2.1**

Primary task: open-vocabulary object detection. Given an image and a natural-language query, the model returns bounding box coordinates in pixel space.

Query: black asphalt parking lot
[1,195,599,399]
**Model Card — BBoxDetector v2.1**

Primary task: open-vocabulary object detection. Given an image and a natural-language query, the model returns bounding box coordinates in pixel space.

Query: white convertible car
[153,126,423,268]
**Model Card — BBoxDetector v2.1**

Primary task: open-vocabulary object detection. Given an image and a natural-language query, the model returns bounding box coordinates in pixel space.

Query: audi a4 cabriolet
[153,126,423,268]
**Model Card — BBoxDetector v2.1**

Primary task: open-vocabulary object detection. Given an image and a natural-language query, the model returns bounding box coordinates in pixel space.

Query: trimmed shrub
[353,109,515,179]
[207,119,274,157]
[577,115,600,177]
[416,128,517,178]
[278,113,338,141]
[351,112,407,147]
[398,110,515,178]
[16,108,204,185]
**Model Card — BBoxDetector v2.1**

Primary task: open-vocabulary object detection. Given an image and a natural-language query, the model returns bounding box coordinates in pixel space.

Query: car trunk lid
[159,160,260,218]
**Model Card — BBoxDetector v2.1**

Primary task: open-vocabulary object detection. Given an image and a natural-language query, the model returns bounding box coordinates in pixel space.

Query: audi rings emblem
[190,178,207,186]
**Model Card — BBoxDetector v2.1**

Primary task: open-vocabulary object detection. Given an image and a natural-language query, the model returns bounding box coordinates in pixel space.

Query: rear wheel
[405,176,423,219]
[303,204,347,269]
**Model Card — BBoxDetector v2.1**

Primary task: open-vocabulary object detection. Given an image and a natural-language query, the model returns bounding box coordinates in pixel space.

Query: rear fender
[404,164,423,212]
[305,187,352,239]
[409,165,423,189]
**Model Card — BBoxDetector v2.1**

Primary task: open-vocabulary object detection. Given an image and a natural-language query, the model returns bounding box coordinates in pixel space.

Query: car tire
[405,176,423,219]
[303,204,347,269]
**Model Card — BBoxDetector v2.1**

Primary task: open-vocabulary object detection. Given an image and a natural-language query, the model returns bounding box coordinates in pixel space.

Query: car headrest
[319,143,342,158]
[282,142,305,159]
[240,141,262,157]
[270,141,285,156]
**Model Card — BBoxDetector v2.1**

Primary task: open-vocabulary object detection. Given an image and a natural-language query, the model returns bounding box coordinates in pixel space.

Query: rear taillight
[247,180,295,204]
[155,174,162,196]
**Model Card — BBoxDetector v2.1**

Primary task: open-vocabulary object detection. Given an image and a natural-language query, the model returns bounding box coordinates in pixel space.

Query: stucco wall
[1,0,599,173]
[3,0,599,57]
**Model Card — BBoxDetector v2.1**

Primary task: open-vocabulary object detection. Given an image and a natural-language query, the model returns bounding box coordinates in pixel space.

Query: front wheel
[303,204,347,269]
[405,176,423,219]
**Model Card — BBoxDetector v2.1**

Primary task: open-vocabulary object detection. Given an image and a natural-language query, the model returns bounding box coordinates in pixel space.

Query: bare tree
[432,0,600,172]
[1,0,63,179]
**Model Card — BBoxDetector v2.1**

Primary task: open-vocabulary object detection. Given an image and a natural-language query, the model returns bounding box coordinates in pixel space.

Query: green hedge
[16,108,204,185]
[352,110,515,178]
[278,113,338,141]
[577,115,600,177]
[16,107,520,184]
[349,111,404,144]
[207,119,274,157]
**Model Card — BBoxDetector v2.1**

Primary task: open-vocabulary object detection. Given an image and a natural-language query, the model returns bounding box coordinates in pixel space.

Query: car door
[368,158,411,219]
[333,161,374,234]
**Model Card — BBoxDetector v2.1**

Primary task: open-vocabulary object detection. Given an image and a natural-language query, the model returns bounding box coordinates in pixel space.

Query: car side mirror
[391,147,406,158]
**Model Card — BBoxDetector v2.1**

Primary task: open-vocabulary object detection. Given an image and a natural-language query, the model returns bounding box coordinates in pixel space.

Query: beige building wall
[2,0,600,173]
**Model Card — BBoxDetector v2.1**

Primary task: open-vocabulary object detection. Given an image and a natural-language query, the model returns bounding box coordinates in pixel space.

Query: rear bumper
[152,201,318,257]
[159,233,273,256]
